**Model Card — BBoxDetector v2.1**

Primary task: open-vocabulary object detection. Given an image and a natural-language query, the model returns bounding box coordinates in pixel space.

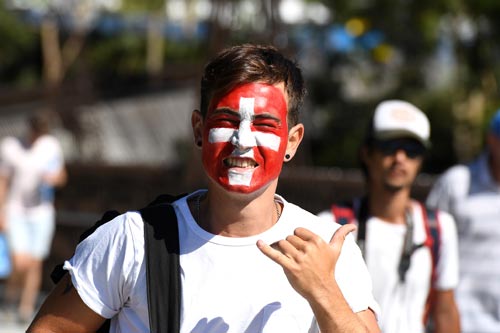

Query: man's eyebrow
[211,107,282,123]
[211,107,239,117]
[254,113,281,123]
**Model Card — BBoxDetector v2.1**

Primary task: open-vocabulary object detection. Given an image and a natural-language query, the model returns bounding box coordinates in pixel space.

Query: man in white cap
[318,100,460,333]
[427,108,500,333]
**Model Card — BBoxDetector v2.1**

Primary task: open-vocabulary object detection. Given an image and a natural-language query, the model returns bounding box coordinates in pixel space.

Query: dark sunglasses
[373,139,426,159]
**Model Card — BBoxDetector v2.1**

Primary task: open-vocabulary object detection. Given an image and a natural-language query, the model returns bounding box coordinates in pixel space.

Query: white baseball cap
[371,100,431,147]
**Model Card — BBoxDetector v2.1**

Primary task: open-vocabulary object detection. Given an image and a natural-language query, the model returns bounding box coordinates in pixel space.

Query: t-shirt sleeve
[426,165,469,213]
[42,136,65,173]
[434,211,459,290]
[426,175,453,211]
[0,137,16,175]
[335,233,381,317]
[63,211,144,318]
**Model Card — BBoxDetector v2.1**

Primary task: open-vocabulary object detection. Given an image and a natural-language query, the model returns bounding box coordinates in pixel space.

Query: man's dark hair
[200,44,306,127]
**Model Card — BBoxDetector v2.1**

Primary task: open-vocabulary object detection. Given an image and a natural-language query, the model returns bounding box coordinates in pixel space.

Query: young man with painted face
[27,44,380,333]
[318,100,460,333]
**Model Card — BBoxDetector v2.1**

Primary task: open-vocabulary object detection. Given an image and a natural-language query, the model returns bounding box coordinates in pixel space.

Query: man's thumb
[329,224,357,247]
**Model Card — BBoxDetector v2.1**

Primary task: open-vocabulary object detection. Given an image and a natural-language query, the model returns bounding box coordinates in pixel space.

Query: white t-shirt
[0,134,65,212]
[427,152,500,333]
[64,190,380,333]
[318,200,459,333]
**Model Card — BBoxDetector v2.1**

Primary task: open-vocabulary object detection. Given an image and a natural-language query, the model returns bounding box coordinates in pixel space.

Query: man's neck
[367,187,412,225]
[197,181,280,237]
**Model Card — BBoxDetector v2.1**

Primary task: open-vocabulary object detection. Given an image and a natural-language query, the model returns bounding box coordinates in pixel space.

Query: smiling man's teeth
[224,158,257,168]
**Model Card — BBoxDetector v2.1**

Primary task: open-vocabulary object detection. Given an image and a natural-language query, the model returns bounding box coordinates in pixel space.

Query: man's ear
[191,110,203,148]
[284,123,304,161]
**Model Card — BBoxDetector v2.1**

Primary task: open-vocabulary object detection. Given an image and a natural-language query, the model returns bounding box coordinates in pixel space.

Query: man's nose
[231,120,256,149]
[393,149,409,160]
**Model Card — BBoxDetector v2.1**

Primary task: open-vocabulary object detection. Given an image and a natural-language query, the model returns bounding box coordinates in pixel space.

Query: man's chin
[383,183,405,193]
[211,177,273,197]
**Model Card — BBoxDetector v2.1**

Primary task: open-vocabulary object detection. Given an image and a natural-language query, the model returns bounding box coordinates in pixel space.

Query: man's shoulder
[285,200,327,222]
[414,201,457,239]
[0,136,21,153]
[81,210,145,248]
[35,134,63,151]
[439,163,470,182]
[284,200,341,238]
[431,164,471,197]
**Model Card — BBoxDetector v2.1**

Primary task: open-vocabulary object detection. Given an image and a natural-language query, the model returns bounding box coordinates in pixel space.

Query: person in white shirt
[0,111,67,323]
[427,108,500,333]
[318,100,460,333]
[27,44,380,333]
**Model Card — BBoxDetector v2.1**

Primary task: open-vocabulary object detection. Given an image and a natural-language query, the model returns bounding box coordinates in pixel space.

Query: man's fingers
[293,227,317,241]
[285,235,306,251]
[329,224,357,247]
[256,240,289,265]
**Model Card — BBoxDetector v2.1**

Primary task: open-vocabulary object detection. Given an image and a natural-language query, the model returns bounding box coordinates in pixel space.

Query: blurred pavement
[0,284,46,333]
[0,318,29,333]
[0,308,31,333]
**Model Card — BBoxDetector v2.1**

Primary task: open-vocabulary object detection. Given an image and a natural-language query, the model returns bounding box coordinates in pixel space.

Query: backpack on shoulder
[51,193,186,333]
[331,198,442,325]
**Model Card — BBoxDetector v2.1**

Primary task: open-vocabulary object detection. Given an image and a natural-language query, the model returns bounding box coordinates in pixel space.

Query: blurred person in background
[0,110,67,323]
[27,44,380,333]
[427,108,500,333]
[318,100,460,333]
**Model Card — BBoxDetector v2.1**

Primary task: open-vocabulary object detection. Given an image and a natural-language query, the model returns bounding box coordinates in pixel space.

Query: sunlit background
[1,3,500,328]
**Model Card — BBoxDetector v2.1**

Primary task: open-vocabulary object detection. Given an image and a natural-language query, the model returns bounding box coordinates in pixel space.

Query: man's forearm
[433,307,460,333]
[308,282,377,333]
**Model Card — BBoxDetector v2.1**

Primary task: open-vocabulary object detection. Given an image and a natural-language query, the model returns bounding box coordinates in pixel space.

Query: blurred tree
[122,0,165,83]
[2,0,500,172]
[0,0,38,89]
[37,1,105,89]
[304,0,500,172]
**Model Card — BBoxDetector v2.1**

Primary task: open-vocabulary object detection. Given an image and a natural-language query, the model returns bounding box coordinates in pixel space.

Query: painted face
[202,83,289,193]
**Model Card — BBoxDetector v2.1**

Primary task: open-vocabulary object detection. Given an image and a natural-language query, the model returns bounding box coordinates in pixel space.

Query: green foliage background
[1,0,500,173]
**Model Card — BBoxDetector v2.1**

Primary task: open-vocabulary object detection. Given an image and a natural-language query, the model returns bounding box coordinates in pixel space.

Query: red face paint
[202,83,289,193]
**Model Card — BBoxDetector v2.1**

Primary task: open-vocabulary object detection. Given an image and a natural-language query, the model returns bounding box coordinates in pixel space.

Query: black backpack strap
[421,205,442,326]
[422,206,441,287]
[355,196,369,255]
[140,200,182,333]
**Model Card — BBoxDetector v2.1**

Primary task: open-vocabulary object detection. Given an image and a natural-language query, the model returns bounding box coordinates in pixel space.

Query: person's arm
[27,273,107,333]
[42,164,67,188]
[29,212,140,332]
[257,224,380,333]
[431,289,460,333]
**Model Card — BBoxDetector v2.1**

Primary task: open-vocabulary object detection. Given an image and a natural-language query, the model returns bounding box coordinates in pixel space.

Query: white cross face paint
[202,83,289,194]
[228,168,254,186]
[208,98,281,153]
[232,97,257,149]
